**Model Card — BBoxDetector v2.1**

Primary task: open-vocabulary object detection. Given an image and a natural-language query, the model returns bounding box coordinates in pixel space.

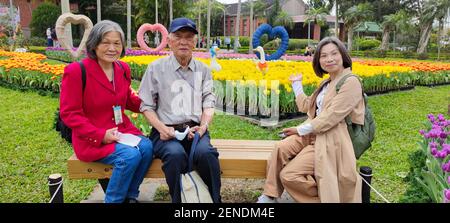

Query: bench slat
[67,139,277,179]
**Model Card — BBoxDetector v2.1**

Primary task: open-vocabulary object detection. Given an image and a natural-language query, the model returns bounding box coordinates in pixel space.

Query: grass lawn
[0,85,449,202]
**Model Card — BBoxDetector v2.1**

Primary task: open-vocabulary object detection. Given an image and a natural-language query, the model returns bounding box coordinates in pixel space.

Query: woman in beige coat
[258,37,365,203]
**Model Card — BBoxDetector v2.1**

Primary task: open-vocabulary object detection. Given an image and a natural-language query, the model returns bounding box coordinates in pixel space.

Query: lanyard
[111,65,120,106]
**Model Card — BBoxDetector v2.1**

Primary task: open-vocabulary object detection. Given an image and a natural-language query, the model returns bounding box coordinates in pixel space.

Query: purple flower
[429,142,438,148]
[442,162,450,172]
[437,114,445,122]
[448,176,450,185]
[445,189,450,200]
[428,114,435,123]
[443,144,450,152]
[431,147,438,156]
[419,129,426,135]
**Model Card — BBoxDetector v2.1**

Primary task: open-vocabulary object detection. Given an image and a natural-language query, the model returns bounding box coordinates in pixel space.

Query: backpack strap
[115,61,129,81]
[78,61,127,92]
[78,61,86,92]
[335,74,365,125]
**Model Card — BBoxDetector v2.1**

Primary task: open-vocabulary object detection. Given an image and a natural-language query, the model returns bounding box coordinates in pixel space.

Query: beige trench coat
[296,68,365,202]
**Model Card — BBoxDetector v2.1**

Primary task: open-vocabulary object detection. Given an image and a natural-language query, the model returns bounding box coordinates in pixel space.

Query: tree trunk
[347,26,354,52]
[249,0,254,54]
[437,19,443,60]
[169,0,173,24]
[335,0,338,38]
[380,28,390,51]
[417,21,433,54]
[207,0,211,49]
[61,0,72,48]
[234,0,242,53]
[198,12,202,48]
[97,0,101,23]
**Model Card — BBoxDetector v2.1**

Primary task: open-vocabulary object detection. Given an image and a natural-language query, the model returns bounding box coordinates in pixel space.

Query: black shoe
[123,198,139,203]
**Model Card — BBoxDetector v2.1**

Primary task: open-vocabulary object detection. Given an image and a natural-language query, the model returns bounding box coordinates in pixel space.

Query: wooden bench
[66,139,373,203]
[67,139,277,179]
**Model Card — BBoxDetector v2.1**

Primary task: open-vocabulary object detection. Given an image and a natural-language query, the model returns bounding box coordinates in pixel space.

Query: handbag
[180,133,213,203]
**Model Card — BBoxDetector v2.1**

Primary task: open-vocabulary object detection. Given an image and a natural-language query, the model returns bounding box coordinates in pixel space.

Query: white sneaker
[257,194,278,203]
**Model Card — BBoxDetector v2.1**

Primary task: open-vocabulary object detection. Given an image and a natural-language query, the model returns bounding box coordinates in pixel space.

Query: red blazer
[60,57,142,162]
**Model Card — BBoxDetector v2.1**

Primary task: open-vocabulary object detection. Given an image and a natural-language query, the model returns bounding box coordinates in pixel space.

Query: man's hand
[188,125,207,140]
[102,127,119,144]
[282,127,299,137]
[160,126,175,141]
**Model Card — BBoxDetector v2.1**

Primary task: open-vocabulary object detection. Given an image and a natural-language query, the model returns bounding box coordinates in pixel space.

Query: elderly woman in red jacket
[60,20,153,203]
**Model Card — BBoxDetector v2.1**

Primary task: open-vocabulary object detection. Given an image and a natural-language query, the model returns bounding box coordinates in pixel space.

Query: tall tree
[274,11,294,29]
[169,0,173,23]
[304,3,329,42]
[207,0,211,48]
[434,0,450,59]
[403,0,450,54]
[380,10,408,51]
[249,0,254,53]
[267,0,280,25]
[234,0,242,53]
[342,2,373,51]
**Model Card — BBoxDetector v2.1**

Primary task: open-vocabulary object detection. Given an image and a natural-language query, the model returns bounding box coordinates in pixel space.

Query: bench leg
[98,178,110,193]
[360,166,372,203]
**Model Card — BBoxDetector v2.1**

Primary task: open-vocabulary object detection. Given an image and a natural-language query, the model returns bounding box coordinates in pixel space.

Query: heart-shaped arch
[55,13,93,59]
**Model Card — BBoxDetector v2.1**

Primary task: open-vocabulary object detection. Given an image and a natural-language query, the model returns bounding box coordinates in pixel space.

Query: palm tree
[169,0,173,24]
[434,0,450,59]
[342,2,373,52]
[234,0,242,53]
[248,0,254,53]
[380,10,407,51]
[207,0,211,48]
[274,11,294,29]
[304,5,329,43]
[413,0,450,54]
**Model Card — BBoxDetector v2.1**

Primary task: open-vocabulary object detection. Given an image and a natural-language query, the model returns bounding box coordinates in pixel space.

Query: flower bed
[416,114,450,203]
[1,50,449,114]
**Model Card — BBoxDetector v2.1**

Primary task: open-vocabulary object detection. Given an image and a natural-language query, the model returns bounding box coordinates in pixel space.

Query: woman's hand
[289,73,303,83]
[102,127,119,144]
[282,127,298,137]
[289,73,304,97]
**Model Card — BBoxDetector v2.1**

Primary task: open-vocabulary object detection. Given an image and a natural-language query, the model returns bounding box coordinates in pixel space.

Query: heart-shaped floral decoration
[252,24,289,61]
[136,23,168,52]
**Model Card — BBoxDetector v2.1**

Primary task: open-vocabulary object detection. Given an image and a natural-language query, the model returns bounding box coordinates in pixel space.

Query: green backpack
[336,74,376,159]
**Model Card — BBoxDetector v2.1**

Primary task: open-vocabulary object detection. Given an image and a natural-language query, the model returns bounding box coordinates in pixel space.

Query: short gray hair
[86,20,126,59]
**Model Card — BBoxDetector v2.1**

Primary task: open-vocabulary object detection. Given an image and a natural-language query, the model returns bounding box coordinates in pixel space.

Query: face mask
[174,126,190,141]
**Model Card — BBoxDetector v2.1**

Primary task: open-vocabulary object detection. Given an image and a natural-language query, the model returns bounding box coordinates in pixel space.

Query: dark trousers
[149,128,222,203]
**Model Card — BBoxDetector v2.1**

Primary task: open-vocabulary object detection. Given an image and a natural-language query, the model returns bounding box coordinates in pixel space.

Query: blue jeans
[47,38,53,47]
[97,135,153,203]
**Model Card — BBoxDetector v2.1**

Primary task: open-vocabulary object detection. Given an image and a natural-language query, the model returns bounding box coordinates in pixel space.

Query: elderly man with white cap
[138,17,220,203]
